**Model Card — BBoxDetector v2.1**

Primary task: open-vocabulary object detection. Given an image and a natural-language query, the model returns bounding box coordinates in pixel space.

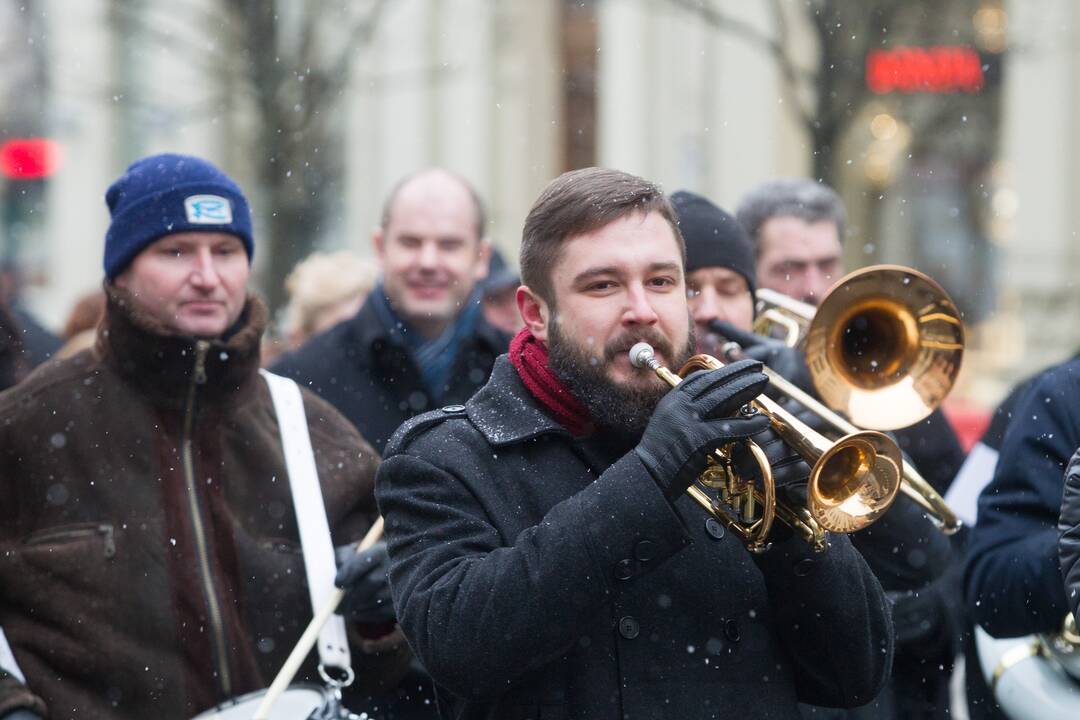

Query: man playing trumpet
[374,168,893,718]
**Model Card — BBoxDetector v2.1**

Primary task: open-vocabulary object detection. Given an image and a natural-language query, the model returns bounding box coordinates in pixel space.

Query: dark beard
[548,317,695,435]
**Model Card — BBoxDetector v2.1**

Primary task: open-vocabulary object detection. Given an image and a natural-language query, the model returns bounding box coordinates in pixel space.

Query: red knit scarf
[509,328,594,437]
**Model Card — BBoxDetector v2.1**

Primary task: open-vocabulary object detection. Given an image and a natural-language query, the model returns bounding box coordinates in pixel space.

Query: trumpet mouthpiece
[629,342,657,369]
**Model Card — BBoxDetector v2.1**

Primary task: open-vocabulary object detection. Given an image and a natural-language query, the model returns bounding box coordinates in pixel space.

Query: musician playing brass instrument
[736,178,965,503]
[375,168,893,719]
[674,189,957,720]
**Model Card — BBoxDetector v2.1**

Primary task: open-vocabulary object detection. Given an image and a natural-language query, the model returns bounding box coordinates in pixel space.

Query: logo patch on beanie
[184,195,233,224]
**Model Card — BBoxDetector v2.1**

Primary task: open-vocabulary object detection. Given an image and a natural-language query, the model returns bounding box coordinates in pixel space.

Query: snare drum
[192,683,359,720]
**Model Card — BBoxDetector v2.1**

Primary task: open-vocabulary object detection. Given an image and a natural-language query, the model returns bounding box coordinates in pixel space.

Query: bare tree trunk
[225,0,387,315]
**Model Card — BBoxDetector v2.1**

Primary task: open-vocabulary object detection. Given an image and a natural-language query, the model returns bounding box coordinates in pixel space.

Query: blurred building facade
[0,0,1076,407]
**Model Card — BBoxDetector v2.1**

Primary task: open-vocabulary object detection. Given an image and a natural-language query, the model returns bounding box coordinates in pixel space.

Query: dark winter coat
[767,385,956,720]
[271,295,511,454]
[963,357,1080,638]
[945,368,1049,720]
[893,409,965,496]
[376,357,895,720]
[0,289,392,719]
[12,307,61,366]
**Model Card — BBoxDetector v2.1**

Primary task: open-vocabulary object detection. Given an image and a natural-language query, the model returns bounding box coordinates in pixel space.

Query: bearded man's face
[521,211,696,433]
[549,313,695,433]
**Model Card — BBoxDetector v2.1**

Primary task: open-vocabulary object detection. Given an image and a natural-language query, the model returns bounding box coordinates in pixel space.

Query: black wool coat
[271,296,510,454]
[376,357,895,720]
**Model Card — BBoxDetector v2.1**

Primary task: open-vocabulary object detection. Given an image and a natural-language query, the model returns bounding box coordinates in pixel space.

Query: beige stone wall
[342,0,560,265]
[597,0,811,208]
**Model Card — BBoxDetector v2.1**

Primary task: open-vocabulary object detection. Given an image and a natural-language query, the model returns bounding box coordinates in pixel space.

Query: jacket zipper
[182,340,232,696]
[25,523,116,559]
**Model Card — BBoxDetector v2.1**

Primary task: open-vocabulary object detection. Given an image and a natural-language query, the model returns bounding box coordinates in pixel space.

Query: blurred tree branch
[218,0,392,312]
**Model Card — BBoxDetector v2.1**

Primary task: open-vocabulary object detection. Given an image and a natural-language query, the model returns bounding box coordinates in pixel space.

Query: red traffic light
[0,138,63,179]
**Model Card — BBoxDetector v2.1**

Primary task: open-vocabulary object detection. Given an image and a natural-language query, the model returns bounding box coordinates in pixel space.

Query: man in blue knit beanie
[103,153,255,338]
[0,153,397,718]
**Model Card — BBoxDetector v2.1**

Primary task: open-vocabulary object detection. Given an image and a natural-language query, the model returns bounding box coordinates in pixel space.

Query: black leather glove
[3,710,44,720]
[733,423,812,493]
[709,320,814,394]
[335,540,396,624]
[635,359,770,500]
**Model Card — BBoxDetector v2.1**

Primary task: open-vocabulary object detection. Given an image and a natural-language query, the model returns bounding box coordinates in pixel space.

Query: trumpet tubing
[753,288,815,346]
[761,367,962,534]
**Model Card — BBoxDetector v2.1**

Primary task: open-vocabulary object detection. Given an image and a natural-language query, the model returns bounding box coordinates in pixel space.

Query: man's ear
[372,227,386,269]
[474,240,492,282]
[516,286,550,344]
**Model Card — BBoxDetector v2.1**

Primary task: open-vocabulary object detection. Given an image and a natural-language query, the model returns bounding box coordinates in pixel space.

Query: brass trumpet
[629,342,903,553]
[743,264,964,534]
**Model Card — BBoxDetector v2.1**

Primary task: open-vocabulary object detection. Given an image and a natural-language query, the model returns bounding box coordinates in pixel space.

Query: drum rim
[193,682,329,716]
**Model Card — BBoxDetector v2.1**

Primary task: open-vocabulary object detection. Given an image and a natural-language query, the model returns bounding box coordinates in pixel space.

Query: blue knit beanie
[104,153,254,279]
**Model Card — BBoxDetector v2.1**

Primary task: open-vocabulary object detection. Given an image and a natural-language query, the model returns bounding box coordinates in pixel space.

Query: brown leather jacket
[0,289,390,719]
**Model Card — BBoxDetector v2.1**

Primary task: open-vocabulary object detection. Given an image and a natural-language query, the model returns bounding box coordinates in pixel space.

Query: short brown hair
[520,167,684,305]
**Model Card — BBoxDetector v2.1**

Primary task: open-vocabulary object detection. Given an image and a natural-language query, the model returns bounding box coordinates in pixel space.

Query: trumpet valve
[699,450,737,489]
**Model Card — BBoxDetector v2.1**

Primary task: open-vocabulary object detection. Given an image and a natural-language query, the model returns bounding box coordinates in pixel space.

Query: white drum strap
[944,441,1000,526]
[0,627,25,682]
[260,370,352,672]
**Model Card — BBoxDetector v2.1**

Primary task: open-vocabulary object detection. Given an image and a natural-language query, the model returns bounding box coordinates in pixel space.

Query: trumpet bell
[804,264,964,431]
[809,431,902,533]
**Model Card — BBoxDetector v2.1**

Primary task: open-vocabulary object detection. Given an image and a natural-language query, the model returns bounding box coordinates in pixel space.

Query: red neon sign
[866,46,985,94]
[0,138,63,179]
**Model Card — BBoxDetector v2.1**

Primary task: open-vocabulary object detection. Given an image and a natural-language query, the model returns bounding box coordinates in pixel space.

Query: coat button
[793,558,815,577]
[618,616,640,640]
[613,558,638,581]
[705,517,726,540]
[724,619,741,643]
[634,539,657,562]
[442,404,466,413]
